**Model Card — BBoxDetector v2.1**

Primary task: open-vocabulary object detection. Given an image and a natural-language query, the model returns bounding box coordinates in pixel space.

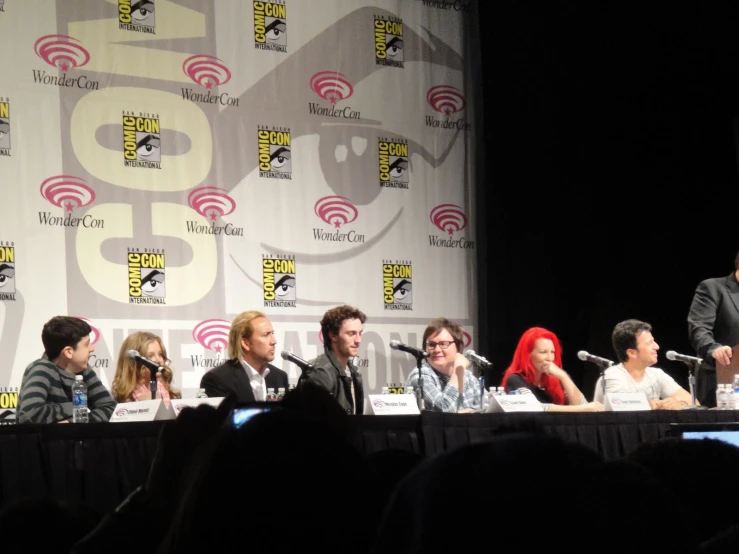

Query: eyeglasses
[426,341,454,351]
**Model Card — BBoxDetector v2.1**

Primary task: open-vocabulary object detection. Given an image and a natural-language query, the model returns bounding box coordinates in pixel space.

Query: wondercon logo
[34,35,90,71]
[430,204,467,236]
[115,407,129,417]
[188,187,236,222]
[426,85,465,116]
[462,331,472,348]
[73,317,100,345]
[182,55,232,89]
[40,175,95,212]
[372,399,387,409]
[314,196,358,229]
[310,71,354,104]
[193,319,230,355]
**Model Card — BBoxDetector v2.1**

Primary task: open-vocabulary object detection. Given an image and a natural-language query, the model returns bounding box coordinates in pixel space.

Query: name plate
[486,394,544,413]
[109,399,175,422]
[368,394,420,415]
[172,397,225,416]
[604,392,651,411]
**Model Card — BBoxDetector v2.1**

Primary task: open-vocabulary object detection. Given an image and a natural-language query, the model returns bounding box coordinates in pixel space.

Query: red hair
[501,327,566,405]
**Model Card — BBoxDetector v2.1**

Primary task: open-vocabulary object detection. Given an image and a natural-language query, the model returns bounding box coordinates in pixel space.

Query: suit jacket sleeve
[688,280,723,361]
[200,369,231,399]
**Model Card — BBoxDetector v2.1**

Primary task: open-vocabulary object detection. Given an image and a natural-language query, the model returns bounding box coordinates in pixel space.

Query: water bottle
[381,386,389,395]
[72,375,89,423]
[733,375,739,410]
[277,387,286,400]
[728,384,736,411]
[196,388,208,399]
[266,387,277,401]
[496,387,506,396]
[405,386,414,395]
[718,384,728,409]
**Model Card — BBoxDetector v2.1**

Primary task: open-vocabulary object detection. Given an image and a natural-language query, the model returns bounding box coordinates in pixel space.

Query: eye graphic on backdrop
[131,0,155,25]
[265,19,286,42]
[141,270,165,297]
[274,274,295,298]
[386,36,403,58]
[389,158,407,181]
[270,147,291,170]
[0,264,14,288]
[136,134,160,158]
[0,119,8,140]
[393,279,412,303]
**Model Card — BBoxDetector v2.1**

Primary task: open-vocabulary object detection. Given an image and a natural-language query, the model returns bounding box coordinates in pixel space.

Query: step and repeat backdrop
[0,0,480,409]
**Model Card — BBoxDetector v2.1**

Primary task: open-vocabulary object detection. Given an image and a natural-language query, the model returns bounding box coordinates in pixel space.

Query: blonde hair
[228,310,267,361]
[112,332,180,403]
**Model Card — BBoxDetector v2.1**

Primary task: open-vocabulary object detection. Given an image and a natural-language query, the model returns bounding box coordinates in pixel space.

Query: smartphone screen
[229,402,276,428]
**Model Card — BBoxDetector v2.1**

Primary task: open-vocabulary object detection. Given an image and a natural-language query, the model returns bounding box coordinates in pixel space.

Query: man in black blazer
[200,311,289,401]
[687,251,739,407]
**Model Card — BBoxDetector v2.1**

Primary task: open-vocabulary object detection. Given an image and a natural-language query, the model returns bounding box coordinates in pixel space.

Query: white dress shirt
[242,360,270,401]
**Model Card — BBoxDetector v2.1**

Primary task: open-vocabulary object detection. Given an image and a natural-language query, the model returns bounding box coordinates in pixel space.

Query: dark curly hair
[320,305,367,349]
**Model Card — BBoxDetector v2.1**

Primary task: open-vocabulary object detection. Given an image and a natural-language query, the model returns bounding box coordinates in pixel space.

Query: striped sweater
[18,359,116,424]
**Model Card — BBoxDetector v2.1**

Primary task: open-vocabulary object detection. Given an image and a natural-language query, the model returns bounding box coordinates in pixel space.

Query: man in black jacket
[300,305,366,415]
[200,311,288,401]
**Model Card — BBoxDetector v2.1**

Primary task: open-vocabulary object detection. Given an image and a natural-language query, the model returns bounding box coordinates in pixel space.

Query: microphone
[666,350,703,365]
[389,340,429,359]
[463,349,492,368]
[280,351,314,373]
[577,351,614,368]
[126,349,163,376]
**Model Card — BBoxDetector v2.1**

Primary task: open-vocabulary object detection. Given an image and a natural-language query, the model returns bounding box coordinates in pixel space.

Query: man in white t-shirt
[594,319,696,410]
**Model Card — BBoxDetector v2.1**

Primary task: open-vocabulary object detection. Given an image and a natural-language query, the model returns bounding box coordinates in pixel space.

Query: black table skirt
[1,409,737,512]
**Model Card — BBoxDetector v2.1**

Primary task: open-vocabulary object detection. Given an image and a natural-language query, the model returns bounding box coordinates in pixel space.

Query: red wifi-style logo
[40,175,95,212]
[463,331,472,348]
[182,55,232,89]
[34,35,90,71]
[73,317,100,345]
[427,85,466,116]
[193,319,230,354]
[310,71,354,104]
[188,187,236,222]
[430,204,467,236]
[314,196,358,229]
[372,400,387,409]
[115,407,129,416]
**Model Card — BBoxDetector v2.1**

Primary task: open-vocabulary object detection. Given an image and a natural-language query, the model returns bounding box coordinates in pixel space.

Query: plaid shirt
[405,363,486,413]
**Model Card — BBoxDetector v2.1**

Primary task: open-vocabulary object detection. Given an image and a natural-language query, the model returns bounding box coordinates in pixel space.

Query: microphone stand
[150,369,158,401]
[415,354,425,411]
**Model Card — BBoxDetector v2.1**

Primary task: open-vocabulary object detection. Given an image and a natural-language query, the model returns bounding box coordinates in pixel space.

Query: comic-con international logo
[181,55,238,107]
[123,112,161,169]
[258,126,291,179]
[383,260,412,311]
[191,319,230,368]
[0,387,18,426]
[425,85,470,131]
[128,248,166,305]
[254,1,286,53]
[429,205,475,249]
[32,35,99,90]
[186,187,243,236]
[118,0,155,34]
[38,175,104,228]
[420,0,472,12]
[0,242,15,302]
[374,16,403,68]
[313,196,365,243]
[0,98,9,156]
[263,255,296,308]
[308,71,360,120]
[378,137,408,189]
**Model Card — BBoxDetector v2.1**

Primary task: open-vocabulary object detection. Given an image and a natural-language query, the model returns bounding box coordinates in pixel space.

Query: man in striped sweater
[18,316,115,424]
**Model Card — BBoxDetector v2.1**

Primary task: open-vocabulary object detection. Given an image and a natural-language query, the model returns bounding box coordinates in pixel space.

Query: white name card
[604,392,652,411]
[368,394,421,415]
[172,397,225,416]
[109,399,175,422]
[486,394,544,413]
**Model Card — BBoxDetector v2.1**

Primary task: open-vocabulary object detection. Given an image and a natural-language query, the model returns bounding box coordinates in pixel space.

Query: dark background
[475,1,739,396]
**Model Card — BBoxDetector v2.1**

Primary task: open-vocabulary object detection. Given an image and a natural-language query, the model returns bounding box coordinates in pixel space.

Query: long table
[1,409,737,513]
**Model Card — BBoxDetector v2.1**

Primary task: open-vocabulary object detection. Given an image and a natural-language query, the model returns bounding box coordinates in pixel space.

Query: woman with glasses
[404,317,484,413]
[112,331,180,407]
[501,327,602,412]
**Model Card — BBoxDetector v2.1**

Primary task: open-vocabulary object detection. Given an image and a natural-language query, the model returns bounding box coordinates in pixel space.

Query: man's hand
[712,345,733,367]
[651,397,685,411]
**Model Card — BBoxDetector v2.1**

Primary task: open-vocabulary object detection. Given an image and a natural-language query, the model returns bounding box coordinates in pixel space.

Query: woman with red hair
[502,327,602,412]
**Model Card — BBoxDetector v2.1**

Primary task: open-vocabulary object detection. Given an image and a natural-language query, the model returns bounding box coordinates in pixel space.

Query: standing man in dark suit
[200,311,289,401]
[300,305,366,415]
[687,250,739,407]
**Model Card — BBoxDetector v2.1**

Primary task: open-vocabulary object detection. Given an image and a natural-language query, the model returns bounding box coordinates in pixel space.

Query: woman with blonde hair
[112,332,180,406]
